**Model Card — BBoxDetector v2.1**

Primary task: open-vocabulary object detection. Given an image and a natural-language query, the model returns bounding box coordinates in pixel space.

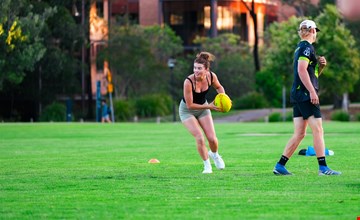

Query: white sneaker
[208,151,225,170]
[202,159,213,174]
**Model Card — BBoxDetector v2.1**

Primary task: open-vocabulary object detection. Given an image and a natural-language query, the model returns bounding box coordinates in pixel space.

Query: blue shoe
[319,166,341,176]
[273,163,292,175]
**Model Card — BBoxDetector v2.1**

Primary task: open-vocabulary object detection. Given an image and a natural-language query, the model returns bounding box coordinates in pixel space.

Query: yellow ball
[214,93,232,113]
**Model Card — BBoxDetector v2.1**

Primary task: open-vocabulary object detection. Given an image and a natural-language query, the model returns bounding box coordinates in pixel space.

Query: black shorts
[293,101,321,119]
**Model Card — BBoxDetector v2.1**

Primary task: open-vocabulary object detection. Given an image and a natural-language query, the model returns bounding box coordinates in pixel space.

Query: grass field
[0,122,359,219]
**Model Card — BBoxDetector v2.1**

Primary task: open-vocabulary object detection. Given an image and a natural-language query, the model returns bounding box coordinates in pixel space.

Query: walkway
[214,109,275,123]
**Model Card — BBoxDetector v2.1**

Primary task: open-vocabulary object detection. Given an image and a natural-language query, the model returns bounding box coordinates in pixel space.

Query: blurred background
[1,0,359,122]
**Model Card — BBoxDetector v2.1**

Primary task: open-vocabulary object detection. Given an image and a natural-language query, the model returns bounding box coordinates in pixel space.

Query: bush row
[40,94,173,122]
[114,94,172,121]
[40,94,360,122]
[266,110,360,122]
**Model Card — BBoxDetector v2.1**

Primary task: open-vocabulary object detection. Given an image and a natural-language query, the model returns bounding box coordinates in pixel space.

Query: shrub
[268,112,282,122]
[285,111,293,121]
[40,102,66,122]
[113,99,136,122]
[356,113,360,121]
[266,111,292,122]
[255,68,283,107]
[134,94,172,117]
[331,110,350,121]
[233,92,269,110]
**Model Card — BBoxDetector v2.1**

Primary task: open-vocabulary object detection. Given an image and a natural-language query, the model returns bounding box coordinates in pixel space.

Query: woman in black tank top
[178,52,230,174]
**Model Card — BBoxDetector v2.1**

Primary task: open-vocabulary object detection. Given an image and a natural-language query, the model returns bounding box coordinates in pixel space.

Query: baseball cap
[299,20,320,32]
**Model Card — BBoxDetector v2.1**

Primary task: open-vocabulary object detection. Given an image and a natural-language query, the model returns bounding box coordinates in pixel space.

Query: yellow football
[214,93,232,113]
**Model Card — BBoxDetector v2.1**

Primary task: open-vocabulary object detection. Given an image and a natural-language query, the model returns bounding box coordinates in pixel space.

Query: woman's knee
[195,133,205,145]
[207,135,218,146]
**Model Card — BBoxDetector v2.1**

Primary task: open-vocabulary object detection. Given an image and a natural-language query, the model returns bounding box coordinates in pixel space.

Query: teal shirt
[102,104,109,117]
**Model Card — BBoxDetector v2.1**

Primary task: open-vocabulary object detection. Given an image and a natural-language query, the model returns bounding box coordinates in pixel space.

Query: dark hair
[194,52,215,69]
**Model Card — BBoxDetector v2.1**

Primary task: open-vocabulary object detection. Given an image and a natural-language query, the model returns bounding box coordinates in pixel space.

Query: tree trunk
[333,93,349,112]
[342,92,349,112]
[282,85,286,121]
[252,11,260,71]
[210,0,218,38]
[242,0,260,72]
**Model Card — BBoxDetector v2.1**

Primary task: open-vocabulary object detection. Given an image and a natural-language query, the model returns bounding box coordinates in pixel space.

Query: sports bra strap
[186,72,213,90]
[186,77,195,90]
[209,72,213,86]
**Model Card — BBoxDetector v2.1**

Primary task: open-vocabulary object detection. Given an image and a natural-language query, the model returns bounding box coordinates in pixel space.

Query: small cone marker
[148,158,160,164]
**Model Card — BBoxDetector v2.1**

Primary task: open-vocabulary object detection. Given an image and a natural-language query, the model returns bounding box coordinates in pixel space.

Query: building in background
[111,0,280,46]
[91,0,290,95]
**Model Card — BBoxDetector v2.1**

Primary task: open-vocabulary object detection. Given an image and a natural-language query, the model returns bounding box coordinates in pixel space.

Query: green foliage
[193,33,247,56]
[193,33,255,98]
[0,0,56,90]
[316,5,360,96]
[216,54,255,98]
[134,94,172,117]
[263,17,300,86]
[267,111,293,122]
[40,102,66,122]
[143,25,183,63]
[285,111,293,121]
[345,20,360,50]
[268,112,282,122]
[169,56,194,101]
[331,110,350,121]
[233,92,269,110]
[0,1,84,121]
[355,113,360,121]
[31,3,83,103]
[102,24,182,99]
[260,8,360,106]
[113,99,136,122]
[258,17,302,107]
[351,79,360,102]
[255,69,283,107]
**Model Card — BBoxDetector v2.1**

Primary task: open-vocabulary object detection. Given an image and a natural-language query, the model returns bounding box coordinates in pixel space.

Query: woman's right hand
[209,101,221,112]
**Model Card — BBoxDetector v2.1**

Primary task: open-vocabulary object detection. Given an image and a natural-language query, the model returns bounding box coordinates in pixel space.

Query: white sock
[203,158,211,167]
[212,151,219,157]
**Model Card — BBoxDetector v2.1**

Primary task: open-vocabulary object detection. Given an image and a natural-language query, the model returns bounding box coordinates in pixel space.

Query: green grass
[0,122,359,219]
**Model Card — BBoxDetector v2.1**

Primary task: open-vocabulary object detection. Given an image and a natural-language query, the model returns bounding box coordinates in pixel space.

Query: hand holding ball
[214,93,232,113]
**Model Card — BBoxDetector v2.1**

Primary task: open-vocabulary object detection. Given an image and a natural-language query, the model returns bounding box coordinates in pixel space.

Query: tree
[241,0,260,71]
[0,0,55,90]
[316,5,360,110]
[256,17,300,107]
[0,0,88,121]
[100,24,182,99]
[346,20,360,102]
[193,33,255,99]
[34,3,84,101]
[258,6,360,109]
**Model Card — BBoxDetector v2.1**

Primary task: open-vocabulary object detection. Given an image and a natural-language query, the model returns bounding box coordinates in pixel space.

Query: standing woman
[273,20,341,175]
[179,52,227,174]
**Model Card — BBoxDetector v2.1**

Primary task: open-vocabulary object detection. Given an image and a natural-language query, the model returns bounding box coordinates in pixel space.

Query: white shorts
[178,99,211,122]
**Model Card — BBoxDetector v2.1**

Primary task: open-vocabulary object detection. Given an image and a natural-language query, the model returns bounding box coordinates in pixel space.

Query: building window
[204,6,233,30]
[170,13,183,25]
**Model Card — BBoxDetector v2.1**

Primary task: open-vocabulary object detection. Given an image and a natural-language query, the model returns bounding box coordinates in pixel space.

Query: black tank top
[182,72,213,105]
